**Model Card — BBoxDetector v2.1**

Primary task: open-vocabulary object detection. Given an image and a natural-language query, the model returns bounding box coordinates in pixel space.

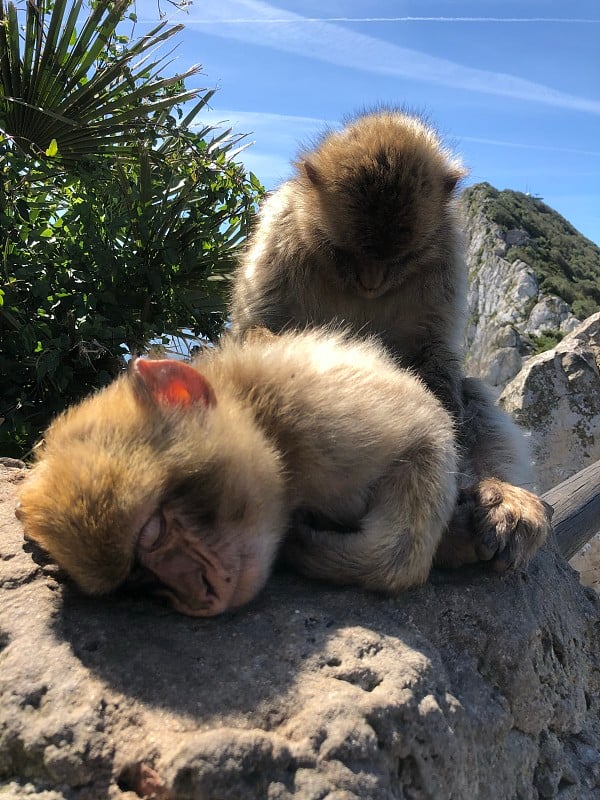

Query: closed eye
[138,512,167,551]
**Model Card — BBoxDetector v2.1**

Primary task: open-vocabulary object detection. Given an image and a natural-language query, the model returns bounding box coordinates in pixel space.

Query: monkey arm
[401,341,465,424]
[434,376,552,570]
[230,268,300,338]
[283,441,458,594]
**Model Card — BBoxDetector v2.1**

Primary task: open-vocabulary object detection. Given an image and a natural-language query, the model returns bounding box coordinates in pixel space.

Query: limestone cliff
[461,183,600,392]
[499,314,600,592]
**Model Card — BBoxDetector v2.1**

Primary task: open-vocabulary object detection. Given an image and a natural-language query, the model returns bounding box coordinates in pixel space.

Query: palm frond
[0,0,207,161]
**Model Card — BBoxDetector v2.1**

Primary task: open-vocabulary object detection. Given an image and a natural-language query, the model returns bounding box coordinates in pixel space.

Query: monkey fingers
[472,478,553,571]
[435,478,553,572]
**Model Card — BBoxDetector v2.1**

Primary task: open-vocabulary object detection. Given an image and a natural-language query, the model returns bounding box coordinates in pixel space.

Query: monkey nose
[14,501,23,521]
[358,264,385,292]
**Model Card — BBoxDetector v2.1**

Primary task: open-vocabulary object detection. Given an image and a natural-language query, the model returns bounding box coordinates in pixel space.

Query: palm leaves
[0,0,264,456]
[0,0,206,159]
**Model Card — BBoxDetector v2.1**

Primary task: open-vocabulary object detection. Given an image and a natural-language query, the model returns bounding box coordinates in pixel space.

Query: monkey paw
[435,478,553,572]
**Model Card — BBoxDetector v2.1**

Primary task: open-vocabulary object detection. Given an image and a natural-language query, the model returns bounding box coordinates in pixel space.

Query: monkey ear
[301,158,322,186]
[444,164,468,194]
[132,359,216,409]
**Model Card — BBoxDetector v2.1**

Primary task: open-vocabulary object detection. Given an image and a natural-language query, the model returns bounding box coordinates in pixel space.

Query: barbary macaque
[230,108,552,567]
[17,330,459,616]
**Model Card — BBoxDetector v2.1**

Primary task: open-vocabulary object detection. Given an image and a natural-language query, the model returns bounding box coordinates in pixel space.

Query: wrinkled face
[18,359,286,617]
[130,475,279,617]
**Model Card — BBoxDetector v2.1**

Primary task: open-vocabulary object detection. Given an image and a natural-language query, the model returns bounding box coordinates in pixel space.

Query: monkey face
[300,110,466,299]
[130,466,281,617]
[18,359,286,617]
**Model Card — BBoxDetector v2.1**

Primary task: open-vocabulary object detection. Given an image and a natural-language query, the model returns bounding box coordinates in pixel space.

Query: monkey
[17,329,460,617]
[229,108,552,570]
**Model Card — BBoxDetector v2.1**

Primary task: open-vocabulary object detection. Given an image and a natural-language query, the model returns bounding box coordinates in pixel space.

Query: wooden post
[542,460,600,560]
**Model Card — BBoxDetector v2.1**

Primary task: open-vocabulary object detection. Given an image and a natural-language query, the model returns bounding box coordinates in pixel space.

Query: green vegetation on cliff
[464,183,600,320]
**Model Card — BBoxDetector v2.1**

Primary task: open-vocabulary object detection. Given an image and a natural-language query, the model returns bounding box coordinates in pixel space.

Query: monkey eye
[138,512,167,551]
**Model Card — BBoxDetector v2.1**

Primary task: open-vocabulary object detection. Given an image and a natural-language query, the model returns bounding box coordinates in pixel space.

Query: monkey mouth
[356,264,388,298]
[355,278,389,299]
[156,575,223,617]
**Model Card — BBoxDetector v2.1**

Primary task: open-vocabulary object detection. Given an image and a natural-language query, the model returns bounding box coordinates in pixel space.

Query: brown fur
[230,109,551,569]
[18,330,458,613]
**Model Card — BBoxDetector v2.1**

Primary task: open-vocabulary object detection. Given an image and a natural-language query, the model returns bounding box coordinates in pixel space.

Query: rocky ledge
[1,462,599,800]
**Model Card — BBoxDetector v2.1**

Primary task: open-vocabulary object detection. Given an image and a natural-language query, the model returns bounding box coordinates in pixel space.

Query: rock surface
[462,196,580,392]
[500,313,600,595]
[1,462,599,799]
[500,313,600,494]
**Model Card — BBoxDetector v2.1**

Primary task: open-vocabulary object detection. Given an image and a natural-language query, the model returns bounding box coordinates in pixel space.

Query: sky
[135,0,600,245]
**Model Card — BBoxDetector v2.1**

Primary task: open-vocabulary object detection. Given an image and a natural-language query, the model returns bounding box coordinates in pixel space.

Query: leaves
[0,0,205,161]
[0,2,264,457]
[45,138,58,156]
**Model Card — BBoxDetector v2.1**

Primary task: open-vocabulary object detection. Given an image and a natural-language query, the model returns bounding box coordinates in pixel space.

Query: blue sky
[136,0,600,245]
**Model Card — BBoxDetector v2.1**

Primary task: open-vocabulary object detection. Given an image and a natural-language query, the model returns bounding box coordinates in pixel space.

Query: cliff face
[499,315,600,593]
[461,184,588,392]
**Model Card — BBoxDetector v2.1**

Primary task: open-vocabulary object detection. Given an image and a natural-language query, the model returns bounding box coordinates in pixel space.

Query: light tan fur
[18,329,458,610]
[230,109,551,570]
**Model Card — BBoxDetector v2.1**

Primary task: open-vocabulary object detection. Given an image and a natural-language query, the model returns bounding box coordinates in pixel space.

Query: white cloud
[193,108,329,152]
[138,0,600,115]
[196,108,328,131]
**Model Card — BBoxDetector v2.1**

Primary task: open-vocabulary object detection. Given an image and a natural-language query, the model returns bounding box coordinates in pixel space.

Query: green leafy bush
[0,1,263,457]
[529,329,564,355]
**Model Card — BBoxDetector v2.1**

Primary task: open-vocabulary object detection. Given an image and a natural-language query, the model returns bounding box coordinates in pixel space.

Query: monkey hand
[434,478,553,572]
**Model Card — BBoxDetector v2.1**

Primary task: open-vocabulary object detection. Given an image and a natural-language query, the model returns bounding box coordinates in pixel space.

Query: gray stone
[1,462,599,799]
[523,296,579,337]
[505,229,530,247]
[500,313,600,493]
[500,313,600,595]
[462,198,579,391]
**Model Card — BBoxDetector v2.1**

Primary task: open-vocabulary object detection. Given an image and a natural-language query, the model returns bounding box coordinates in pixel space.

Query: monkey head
[17,359,286,617]
[296,109,467,298]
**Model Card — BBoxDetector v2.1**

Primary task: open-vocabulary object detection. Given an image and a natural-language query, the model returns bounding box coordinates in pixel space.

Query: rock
[462,195,580,392]
[523,297,581,338]
[500,313,600,593]
[1,462,599,799]
[500,313,600,493]
[504,229,530,247]
[570,535,600,594]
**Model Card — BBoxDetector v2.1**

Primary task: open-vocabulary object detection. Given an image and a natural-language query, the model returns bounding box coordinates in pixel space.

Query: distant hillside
[462,183,600,320]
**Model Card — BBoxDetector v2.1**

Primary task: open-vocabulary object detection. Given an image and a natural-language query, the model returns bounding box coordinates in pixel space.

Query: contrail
[135,0,600,114]
[460,136,600,158]
[178,17,600,25]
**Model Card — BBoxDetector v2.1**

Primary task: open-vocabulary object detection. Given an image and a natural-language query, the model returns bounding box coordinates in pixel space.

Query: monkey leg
[434,377,552,571]
[434,478,552,571]
[283,450,457,594]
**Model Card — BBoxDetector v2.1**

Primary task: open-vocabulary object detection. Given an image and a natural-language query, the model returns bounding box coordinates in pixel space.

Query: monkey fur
[18,329,459,616]
[230,109,551,568]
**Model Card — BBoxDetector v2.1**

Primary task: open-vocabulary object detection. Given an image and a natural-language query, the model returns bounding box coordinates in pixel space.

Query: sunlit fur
[18,361,285,599]
[231,109,469,421]
[230,108,550,568]
[18,329,458,603]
